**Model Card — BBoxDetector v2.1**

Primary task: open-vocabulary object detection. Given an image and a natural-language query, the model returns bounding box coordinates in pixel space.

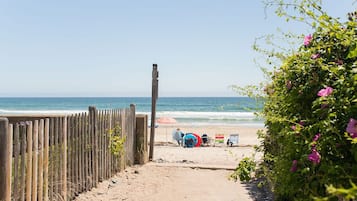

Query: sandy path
[75,164,254,201]
[74,125,265,201]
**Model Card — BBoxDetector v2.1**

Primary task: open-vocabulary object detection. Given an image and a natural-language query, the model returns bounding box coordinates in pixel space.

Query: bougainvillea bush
[259,2,357,200]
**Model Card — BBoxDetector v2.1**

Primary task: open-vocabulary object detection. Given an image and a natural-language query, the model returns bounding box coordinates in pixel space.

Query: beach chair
[214,134,225,146]
[201,133,210,146]
[227,134,239,147]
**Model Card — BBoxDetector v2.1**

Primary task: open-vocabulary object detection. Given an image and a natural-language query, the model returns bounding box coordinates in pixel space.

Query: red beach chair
[214,134,225,146]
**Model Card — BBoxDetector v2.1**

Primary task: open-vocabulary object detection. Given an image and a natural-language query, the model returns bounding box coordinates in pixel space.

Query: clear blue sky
[0,1,354,97]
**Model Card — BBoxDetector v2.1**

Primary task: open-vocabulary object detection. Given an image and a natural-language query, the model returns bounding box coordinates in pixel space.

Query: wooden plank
[54,117,59,197]
[68,115,72,197]
[0,118,12,201]
[80,114,85,191]
[112,110,116,173]
[32,120,39,201]
[73,114,83,194]
[104,111,109,179]
[82,114,92,191]
[58,117,63,199]
[75,115,79,194]
[61,117,67,201]
[67,116,74,199]
[49,118,55,200]
[72,115,77,197]
[103,111,107,178]
[130,104,136,166]
[135,115,148,165]
[98,111,103,182]
[120,109,125,171]
[25,122,33,201]
[89,106,98,187]
[20,124,27,201]
[103,111,107,179]
[43,119,50,201]
[38,119,44,201]
[100,111,105,181]
[66,116,71,199]
[108,111,112,177]
[13,123,20,200]
[79,114,85,192]
[118,109,122,172]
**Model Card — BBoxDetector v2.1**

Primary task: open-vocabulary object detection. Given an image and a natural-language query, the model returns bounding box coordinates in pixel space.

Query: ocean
[0,97,264,127]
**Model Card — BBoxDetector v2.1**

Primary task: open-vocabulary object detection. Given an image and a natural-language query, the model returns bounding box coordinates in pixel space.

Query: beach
[74,124,267,201]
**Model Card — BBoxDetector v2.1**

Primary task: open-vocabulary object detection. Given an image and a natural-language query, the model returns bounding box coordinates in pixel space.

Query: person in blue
[183,133,198,148]
[172,128,183,146]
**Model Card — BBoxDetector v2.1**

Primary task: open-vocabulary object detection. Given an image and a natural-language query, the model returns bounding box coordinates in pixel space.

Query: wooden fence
[0,104,148,201]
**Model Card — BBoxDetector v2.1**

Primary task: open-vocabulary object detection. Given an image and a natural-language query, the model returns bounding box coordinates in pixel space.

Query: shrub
[246,1,357,200]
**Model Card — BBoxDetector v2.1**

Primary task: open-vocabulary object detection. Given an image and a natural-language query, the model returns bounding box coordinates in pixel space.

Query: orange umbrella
[156,117,177,124]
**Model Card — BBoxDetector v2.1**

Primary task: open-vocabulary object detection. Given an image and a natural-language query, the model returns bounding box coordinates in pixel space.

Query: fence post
[0,118,12,201]
[43,118,50,201]
[88,106,98,187]
[135,115,148,164]
[61,117,67,201]
[149,64,159,161]
[130,104,136,165]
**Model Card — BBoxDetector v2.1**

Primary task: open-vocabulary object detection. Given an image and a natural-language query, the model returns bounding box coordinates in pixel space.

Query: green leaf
[347,44,357,59]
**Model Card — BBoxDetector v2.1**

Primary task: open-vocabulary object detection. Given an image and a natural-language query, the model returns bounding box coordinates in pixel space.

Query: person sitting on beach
[172,128,183,146]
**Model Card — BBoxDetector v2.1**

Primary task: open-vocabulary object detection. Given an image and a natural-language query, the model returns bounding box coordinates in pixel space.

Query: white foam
[137,111,259,120]
[0,109,86,115]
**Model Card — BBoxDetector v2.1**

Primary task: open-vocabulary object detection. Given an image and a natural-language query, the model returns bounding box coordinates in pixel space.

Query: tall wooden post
[149,64,159,161]
[0,118,12,201]
[130,104,136,165]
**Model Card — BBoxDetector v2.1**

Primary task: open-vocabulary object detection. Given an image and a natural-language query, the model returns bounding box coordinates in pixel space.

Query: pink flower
[308,149,321,164]
[346,118,357,138]
[291,125,296,131]
[317,87,333,97]
[290,160,298,172]
[336,59,343,65]
[304,34,312,46]
[313,133,321,142]
[311,54,320,59]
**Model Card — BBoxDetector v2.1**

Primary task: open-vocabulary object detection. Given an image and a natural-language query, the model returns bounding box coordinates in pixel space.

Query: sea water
[0,97,264,127]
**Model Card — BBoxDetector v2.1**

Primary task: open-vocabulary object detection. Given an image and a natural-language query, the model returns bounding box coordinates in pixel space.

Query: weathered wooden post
[149,64,159,161]
[0,118,12,201]
[89,106,98,187]
[61,117,67,201]
[26,121,33,201]
[43,118,50,201]
[129,104,136,165]
[135,114,148,164]
[32,120,39,201]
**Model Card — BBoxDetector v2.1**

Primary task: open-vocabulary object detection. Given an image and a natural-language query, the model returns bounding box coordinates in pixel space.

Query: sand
[74,124,266,201]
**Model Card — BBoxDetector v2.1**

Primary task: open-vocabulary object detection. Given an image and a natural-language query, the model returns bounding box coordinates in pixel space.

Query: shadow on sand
[243,178,274,201]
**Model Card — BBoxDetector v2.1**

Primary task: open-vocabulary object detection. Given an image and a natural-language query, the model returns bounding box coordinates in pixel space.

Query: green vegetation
[230,156,256,182]
[234,0,357,200]
[108,125,126,156]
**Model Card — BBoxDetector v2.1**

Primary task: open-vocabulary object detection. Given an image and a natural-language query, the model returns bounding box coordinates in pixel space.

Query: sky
[0,1,355,97]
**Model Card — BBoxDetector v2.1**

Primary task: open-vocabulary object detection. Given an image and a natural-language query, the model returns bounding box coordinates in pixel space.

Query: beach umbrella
[156,117,177,124]
[156,117,177,144]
